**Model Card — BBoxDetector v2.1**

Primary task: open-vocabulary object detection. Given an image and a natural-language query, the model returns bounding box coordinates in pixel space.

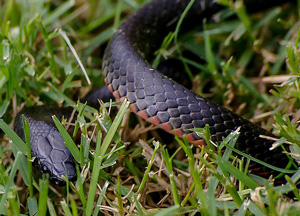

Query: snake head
[34,131,77,186]
[14,111,77,186]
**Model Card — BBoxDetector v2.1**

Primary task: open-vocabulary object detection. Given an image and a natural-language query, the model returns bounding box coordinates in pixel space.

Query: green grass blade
[59,29,91,85]
[43,0,75,26]
[0,119,27,153]
[0,152,22,214]
[52,115,81,163]
[224,144,296,174]
[28,197,38,216]
[10,142,29,186]
[137,141,159,193]
[61,199,73,216]
[85,99,129,216]
[92,181,109,216]
[152,205,180,216]
[47,199,57,216]
[214,156,259,190]
[38,178,49,216]
[22,115,33,197]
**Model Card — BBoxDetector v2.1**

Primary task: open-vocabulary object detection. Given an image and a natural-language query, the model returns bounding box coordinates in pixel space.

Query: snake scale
[15,0,295,185]
[102,0,293,174]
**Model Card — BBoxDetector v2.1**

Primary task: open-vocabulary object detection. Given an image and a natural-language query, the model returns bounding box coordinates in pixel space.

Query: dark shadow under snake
[15,0,296,185]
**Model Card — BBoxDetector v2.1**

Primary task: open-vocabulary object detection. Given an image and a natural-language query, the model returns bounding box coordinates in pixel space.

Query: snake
[15,0,295,185]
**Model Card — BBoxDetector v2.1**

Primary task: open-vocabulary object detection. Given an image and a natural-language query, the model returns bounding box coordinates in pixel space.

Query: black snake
[15,0,295,185]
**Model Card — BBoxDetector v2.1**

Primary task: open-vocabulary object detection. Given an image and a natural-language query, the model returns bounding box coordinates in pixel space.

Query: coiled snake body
[102,0,292,173]
[16,0,294,184]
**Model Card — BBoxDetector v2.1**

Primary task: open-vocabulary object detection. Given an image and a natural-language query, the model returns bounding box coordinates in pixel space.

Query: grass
[0,0,300,215]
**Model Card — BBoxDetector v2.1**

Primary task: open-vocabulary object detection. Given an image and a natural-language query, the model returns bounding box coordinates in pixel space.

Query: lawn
[0,0,300,215]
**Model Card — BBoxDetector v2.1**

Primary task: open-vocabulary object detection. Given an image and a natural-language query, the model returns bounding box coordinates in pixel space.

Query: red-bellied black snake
[15,0,295,184]
[102,0,295,176]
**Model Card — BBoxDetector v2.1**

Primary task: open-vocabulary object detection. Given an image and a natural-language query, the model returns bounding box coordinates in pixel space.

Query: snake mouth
[35,159,77,186]
[49,173,77,186]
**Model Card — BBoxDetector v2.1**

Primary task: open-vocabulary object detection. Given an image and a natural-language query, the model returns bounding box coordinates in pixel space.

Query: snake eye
[41,165,49,173]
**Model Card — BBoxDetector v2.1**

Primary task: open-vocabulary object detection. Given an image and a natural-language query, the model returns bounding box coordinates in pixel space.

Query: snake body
[15,0,294,184]
[102,0,293,173]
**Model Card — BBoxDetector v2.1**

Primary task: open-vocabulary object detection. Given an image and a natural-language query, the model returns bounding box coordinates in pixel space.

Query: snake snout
[37,159,77,186]
[35,131,77,185]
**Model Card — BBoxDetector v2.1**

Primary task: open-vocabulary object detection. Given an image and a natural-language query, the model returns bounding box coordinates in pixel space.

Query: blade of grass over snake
[52,115,81,163]
[224,144,296,174]
[22,115,34,198]
[214,156,259,190]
